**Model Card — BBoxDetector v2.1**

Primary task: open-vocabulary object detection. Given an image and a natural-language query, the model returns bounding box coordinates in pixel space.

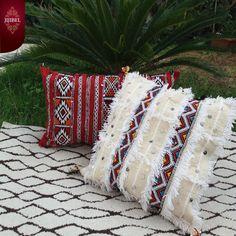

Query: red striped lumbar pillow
[39,66,180,147]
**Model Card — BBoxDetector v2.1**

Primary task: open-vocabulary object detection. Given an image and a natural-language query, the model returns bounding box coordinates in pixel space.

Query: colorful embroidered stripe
[53,73,74,146]
[148,100,200,211]
[39,66,180,147]
[102,75,123,124]
[109,86,163,190]
[42,74,105,146]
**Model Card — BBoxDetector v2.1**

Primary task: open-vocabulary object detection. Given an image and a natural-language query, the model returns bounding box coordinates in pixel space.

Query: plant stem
[213,0,218,33]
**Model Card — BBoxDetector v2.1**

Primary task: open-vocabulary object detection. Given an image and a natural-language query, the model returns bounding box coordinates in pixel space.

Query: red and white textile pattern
[40,68,105,146]
[39,67,180,147]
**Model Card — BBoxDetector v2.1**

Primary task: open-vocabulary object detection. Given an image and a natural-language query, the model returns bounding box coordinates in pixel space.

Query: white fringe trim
[161,97,236,234]
[117,85,168,199]
[118,88,194,204]
[83,72,158,191]
[141,88,194,211]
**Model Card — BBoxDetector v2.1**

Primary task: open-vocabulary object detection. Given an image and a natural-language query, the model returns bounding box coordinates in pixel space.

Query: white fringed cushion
[161,98,236,235]
[80,73,236,235]
[83,72,163,188]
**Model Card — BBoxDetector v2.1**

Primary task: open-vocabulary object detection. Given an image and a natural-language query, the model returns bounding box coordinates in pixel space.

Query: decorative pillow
[80,72,236,235]
[39,66,180,147]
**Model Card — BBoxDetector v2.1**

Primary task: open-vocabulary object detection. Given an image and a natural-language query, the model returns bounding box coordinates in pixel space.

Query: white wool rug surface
[0,122,235,236]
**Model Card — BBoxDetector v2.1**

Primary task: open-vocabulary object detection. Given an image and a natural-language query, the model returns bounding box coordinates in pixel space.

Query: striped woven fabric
[39,67,179,147]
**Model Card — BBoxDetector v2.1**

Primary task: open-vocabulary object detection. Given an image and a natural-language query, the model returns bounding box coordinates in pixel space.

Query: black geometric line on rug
[202,209,236,220]
[0,145,91,162]
[202,225,236,236]
[0,175,124,201]
[0,203,159,220]
[229,139,236,144]
[0,174,84,188]
[1,126,235,236]
[0,130,41,143]
[0,128,92,148]
[0,126,46,132]
[0,222,183,236]
[213,169,236,178]
[0,159,84,175]
[200,195,236,206]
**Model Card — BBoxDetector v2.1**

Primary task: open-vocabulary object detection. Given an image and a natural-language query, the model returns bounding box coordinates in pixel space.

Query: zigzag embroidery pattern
[149,100,200,210]
[109,86,162,189]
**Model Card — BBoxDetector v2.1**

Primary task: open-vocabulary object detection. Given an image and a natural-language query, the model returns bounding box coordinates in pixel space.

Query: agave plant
[0,0,235,76]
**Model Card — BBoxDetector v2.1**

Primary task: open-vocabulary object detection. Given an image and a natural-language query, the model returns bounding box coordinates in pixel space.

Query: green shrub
[1,0,234,78]
[0,63,45,126]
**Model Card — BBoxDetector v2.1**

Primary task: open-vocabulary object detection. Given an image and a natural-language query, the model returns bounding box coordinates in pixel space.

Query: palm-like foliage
[1,0,235,75]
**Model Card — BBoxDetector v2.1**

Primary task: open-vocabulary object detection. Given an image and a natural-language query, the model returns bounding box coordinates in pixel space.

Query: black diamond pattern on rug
[0,122,235,236]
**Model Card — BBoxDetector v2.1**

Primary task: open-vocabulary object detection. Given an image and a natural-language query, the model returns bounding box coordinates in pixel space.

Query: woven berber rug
[0,122,235,236]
